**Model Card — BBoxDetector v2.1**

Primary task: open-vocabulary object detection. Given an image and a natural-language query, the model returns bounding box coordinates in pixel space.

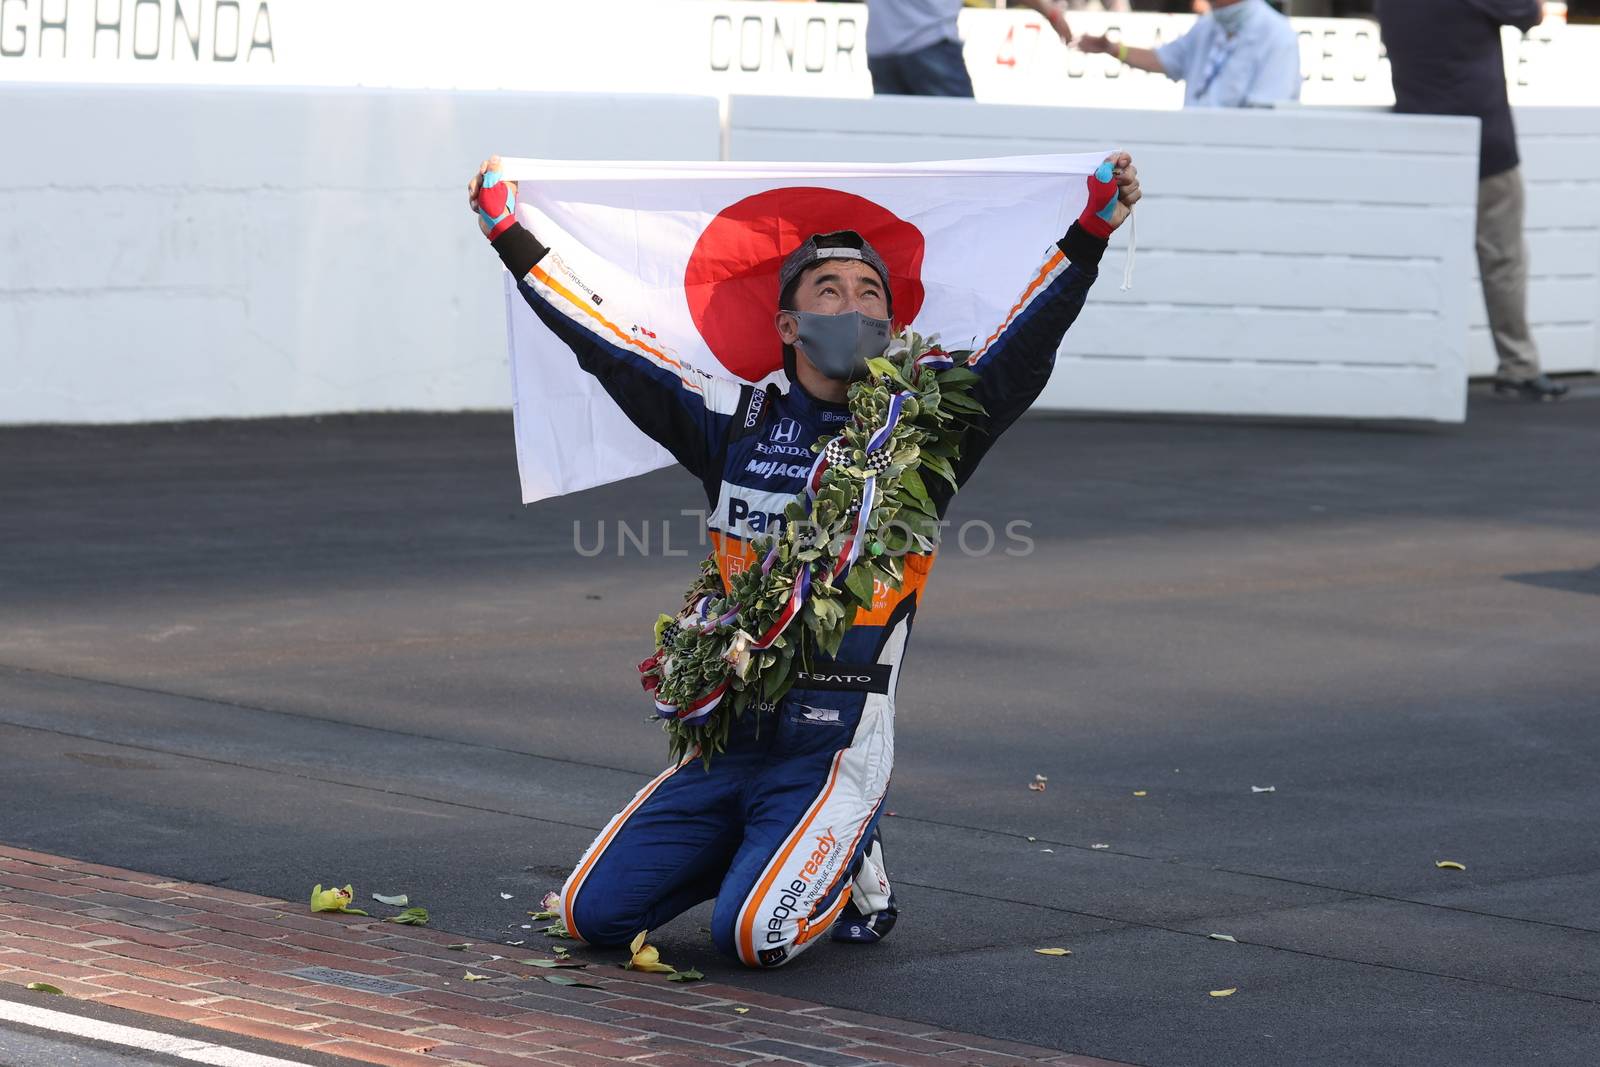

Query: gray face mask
[790,310,890,381]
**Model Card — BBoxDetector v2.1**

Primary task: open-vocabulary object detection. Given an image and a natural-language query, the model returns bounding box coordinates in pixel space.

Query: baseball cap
[778,230,893,313]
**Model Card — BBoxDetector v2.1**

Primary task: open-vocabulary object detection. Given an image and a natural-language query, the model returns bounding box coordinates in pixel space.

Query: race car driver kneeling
[468,152,1140,968]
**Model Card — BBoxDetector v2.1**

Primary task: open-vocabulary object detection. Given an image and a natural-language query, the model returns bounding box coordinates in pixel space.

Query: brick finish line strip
[0,997,313,1067]
[0,843,1141,1067]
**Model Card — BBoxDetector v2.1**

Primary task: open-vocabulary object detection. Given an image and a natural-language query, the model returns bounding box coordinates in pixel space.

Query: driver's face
[790,259,889,320]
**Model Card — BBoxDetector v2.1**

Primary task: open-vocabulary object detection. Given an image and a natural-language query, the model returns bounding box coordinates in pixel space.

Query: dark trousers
[867,38,974,97]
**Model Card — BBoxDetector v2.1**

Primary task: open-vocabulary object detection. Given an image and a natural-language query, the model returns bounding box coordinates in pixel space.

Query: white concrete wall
[0,86,721,424]
[1466,107,1600,376]
[729,95,1479,422]
[8,85,1595,428]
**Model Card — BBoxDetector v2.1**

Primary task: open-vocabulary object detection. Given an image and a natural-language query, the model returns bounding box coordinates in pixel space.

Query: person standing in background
[1378,0,1568,401]
[1073,0,1300,108]
[865,0,1077,96]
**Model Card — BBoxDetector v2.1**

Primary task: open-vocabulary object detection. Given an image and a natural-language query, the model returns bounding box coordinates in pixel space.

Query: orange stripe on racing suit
[709,530,936,628]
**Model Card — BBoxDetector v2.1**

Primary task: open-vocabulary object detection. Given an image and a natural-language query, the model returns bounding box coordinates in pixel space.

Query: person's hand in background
[1074,33,1166,75]
[1014,0,1074,45]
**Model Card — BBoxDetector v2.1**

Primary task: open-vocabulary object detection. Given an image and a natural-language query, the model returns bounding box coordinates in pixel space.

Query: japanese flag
[497,154,1108,503]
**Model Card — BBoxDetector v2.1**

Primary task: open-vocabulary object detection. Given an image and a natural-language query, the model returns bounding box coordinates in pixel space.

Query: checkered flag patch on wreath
[822,438,892,475]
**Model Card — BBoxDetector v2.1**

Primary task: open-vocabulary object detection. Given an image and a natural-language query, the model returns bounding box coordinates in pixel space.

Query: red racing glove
[476,170,518,240]
[1076,160,1119,240]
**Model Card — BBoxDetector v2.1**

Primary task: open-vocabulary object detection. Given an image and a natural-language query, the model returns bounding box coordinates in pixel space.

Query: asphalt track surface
[2,384,1598,1067]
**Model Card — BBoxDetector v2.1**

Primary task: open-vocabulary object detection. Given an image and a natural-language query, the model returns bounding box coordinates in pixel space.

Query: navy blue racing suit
[491,220,1105,967]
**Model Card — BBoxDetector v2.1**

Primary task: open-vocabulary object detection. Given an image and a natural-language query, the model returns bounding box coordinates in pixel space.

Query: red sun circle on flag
[683,187,926,381]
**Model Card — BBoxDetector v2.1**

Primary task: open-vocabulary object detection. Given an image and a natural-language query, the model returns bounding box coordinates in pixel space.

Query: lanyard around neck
[1194,32,1243,101]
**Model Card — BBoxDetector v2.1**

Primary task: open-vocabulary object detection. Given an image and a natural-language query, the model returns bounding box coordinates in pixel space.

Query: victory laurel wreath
[638,329,985,766]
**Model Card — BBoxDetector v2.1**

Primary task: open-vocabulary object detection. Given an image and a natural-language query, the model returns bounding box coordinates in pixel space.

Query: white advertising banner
[496,152,1105,501]
[1,0,1594,108]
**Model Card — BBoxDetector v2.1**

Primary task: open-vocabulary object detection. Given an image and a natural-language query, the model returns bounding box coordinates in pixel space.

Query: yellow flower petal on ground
[626,931,677,973]
[1435,860,1467,871]
[1132,791,1148,797]
[1034,947,1071,956]
[1209,987,1238,997]
[463,972,492,982]
[309,884,368,915]
[310,883,349,911]
[629,945,676,973]
[733,1007,750,1014]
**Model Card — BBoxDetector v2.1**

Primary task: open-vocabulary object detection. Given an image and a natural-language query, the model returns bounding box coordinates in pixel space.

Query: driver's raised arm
[952,153,1140,487]
[470,157,743,488]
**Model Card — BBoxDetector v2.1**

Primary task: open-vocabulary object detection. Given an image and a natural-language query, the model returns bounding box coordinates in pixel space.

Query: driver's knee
[710,895,791,968]
[710,890,821,969]
[565,885,642,948]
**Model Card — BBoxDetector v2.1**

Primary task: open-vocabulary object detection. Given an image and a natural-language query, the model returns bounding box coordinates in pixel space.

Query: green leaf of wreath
[938,391,986,416]
[899,466,932,507]
[845,564,878,605]
[937,366,981,386]
[920,453,959,490]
